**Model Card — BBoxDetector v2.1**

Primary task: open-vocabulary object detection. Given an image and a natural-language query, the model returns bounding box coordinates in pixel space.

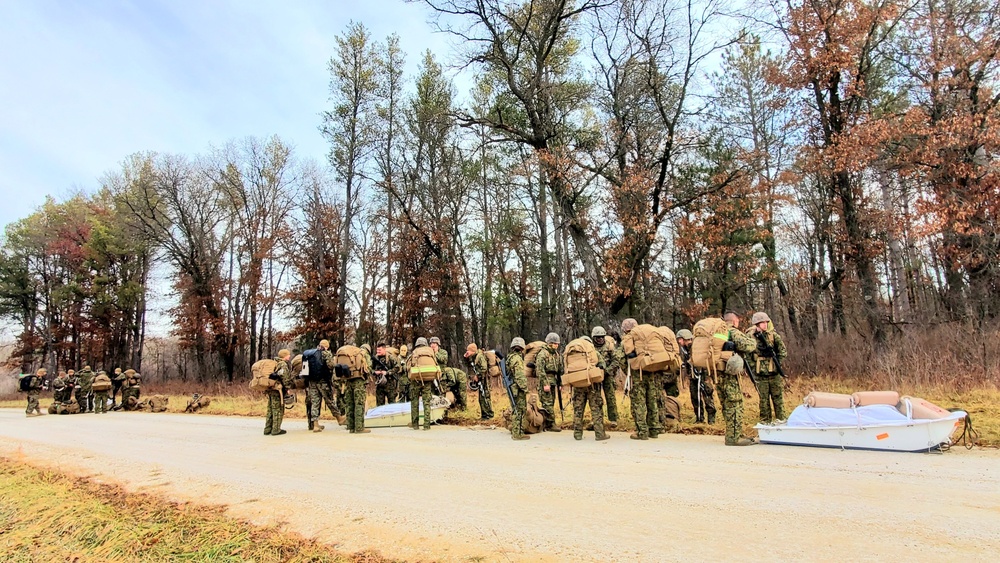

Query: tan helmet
[67,369,75,376]
[278,348,291,359]
[591,326,606,338]
[114,368,122,374]
[429,336,441,345]
[415,337,428,347]
[464,343,478,358]
[319,339,330,349]
[581,335,593,344]
[361,343,372,354]
[36,368,47,376]
[621,318,638,333]
[510,337,526,349]
[751,312,771,325]
[676,329,694,340]
[545,332,560,345]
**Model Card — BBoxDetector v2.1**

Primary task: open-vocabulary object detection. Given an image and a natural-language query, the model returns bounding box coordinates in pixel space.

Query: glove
[722,341,736,352]
[268,373,281,381]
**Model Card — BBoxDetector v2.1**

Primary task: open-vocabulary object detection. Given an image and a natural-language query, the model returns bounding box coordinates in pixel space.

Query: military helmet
[361,343,372,354]
[464,343,478,358]
[621,318,638,333]
[36,368,47,376]
[751,312,771,325]
[581,335,593,343]
[429,336,441,345]
[676,329,694,340]
[319,339,330,349]
[415,337,428,347]
[545,332,560,345]
[591,326,606,338]
[510,337,526,349]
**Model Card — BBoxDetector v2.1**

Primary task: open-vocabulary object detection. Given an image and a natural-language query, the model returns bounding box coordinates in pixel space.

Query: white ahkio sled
[364,396,451,428]
[755,391,968,453]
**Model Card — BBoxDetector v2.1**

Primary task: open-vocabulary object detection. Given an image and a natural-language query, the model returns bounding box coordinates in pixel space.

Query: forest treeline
[1,0,998,382]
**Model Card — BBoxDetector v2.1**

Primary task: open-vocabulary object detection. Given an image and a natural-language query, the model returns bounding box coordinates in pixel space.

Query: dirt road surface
[2,409,998,561]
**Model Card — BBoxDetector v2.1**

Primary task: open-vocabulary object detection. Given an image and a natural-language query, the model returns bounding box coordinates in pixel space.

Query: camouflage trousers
[307,380,340,425]
[717,372,745,445]
[756,374,786,422]
[94,391,109,414]
[573,384,607,440]
[629,371,661,438]
[375,380,395,406]
[601,373,618,422]
[538,379,558,428]
[25,391,40,415]
[475,375,494,419]
[510,385,527,438]
[123,388,140,410]
[450,372,468,411]
[344,378,367,432]
[689,375,717,422]
[264,389,284,434]
[397,377,411,403]
[410,380,434,429]
[77,390,94,413]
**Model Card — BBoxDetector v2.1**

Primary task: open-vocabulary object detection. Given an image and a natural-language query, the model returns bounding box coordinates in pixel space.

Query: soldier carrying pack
[250,358,281,391]
[335,345,370,380]
[622,324,679,374]
[523,340,546,378]
[562,337,605,388]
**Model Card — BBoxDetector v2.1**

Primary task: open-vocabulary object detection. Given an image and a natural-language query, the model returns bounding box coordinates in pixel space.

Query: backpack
[523,341,546,378]
[302,348,330,381]
[691,318,733,371]
[290,354,307,389]
[125,370,141,387]
[335,345,370,380]
[657,326,682,372]
[92,373,112,391]
[148,394,169,412]
[484,350,501,378]
[622,324,677,373]
[18,374,35,392]
[562,338,604,388]
[249,359,280,391]
[408,346,441,382]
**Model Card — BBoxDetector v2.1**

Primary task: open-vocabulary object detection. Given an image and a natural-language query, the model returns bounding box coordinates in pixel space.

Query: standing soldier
[111,367,124,408]
[720,312,758,446]
[620,318,661,440]
[407,337,435,430]
[590,326,619,427]
[507,337,530,441]
[343,344,373,434]
[51,371,69,403]
[396,343,411,402]
[748,312,788,423]
[677,329,716,424]
[571,336,611,442]
[373,342,400,406]
[534,333,564,432]
[121,369,141,409]
[264,349,294,436]
[430,337,448,367]
[464,343,494,420]
[307,339,339,432]
[92,370,112,414]
[24,368,45,417]
[76,365,95,413]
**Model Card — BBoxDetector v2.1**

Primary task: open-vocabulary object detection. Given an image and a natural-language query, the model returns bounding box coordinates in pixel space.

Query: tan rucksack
[622,324,677,373]
[562,338,604,387]
[691,318,733,371]
[335,345,370,379]
[657,326,682,372]
[92,373,113,391]
[250,359,280,391]
[124,369,141,387]
[148,394,169,413]
[408,346,441,382]
[484,350,501,378]
[523,340,546,378]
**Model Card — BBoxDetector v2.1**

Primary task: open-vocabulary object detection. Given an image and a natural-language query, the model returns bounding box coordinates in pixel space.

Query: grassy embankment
[0,456,390,562]
[2,376,996,445]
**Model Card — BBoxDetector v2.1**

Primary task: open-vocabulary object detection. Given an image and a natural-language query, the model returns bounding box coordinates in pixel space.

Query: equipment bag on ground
[562,338,604,387]
[335,345,370,379]
[623,324,677,372]
[691,318,733,370]
[250,359,280,391]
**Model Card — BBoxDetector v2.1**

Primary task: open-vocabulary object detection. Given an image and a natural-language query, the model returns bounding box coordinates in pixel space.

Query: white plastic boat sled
[756,399,967,453]
[364,396,450,428]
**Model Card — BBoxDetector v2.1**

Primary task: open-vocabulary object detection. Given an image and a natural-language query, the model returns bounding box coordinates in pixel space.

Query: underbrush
[0,456,391,562]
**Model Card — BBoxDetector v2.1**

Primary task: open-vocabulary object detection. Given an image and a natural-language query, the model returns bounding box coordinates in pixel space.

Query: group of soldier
[22,366,143,416]
[260,310,787,446]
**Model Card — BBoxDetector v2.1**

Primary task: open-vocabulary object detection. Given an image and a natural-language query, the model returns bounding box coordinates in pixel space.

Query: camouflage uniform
[51,375,70,403]
[396,348,411,402]
[681,345,716,423]
[594,338,620,423]
[373,352,400,406]
[121,371,141,410]
[618,343,661,439]
[573,352,609,441]
[76,368,95,413]
[24,374,43,415]
[407,345,436,430]
[343,348,371,433]
[439,367,469,411]
[749,327,788,422]
[534,345,563,430]
[305,349,342,430]
[93,372,110,414]
[718,326,757,445]
[264,357,293,435]
[434,348,449,368]
[465,349,494,419]
[111,369,125,406]
[507,350,528,439]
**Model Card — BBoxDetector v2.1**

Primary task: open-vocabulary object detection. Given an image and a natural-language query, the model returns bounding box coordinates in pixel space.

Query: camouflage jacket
[440,367,468,388]
[534,345,563,387]
[728,324,757,354]
[434,348,449,369]
[373,353,401,382]
[76,369,95,392]
[273,357,294,389]
[321,349,337,378]
[25,375,42,392]
[466,350,488,380]
[51,375,68,391]
[506,351,528,390]
[596,339,621,379]
[745,328,787,376]
[114,370,129,388]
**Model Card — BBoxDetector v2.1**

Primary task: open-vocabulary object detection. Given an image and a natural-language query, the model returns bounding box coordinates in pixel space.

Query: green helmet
[591,326,606,338]
[415,337,428,347]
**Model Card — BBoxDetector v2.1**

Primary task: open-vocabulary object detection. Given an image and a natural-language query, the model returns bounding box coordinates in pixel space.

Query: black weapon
[554,371,564,423]
[754,331,786,378]
[499,356,515,408]
[742,353,758,387]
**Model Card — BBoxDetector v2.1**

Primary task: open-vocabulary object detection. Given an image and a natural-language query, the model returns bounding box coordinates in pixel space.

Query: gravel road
[1,409,998,561]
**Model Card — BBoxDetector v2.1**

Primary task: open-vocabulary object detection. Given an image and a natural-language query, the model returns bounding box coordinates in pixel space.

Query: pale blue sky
[0,0,449,228]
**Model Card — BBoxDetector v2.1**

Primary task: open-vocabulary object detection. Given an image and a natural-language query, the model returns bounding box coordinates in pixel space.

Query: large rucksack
[18,374,35,392]
[562,338,605,387]
[408,346,441,382]
[484,350,502,378]
[290,354,307,389]
[92,373,112,391]
[249,359,280,391]
[335,345,370,380]
[691,318,733,371]
[302,348,330,381]
[657,326,682,372]
[523,341,546,378]
[622,324,677,373]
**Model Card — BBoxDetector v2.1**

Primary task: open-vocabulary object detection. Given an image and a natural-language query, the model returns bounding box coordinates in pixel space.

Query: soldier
[748,312,788,423]
[373,342,400,406]
[407,337,435,430]
[677,329,716,424]
[719,311,758,446]
[571,336,611,442]
[507,337,530,441]
[343,344,373,434]
[92,370,112,414]
[66,370,79,406]
[534,332,564,432]
[463,343,494,420]
[76,365,95,413]
[121,369,142,410]
[264,349,294,436]
[396,343,411,402]
[439,367,469,411]
[430,336,448,367]
[620,318,661,440]
[306,339,340,433]
[111,367,125,407]
[590,326,620,427]
[51,371,69,403]
[25,368,45,417]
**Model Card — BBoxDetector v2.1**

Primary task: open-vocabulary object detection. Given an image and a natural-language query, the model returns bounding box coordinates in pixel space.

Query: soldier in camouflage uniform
[343,344,373,434]
[51,371,70,403]
[396,344,411,402]
[571,336,611,441]
[591,326,620,426]
[430,336,448,367]
[464,343,494,419]
[121,369,141,410]
[308,339,344,432]
[748,312,788,423]
[439,367,469,410]
[373,342,400,406]
[534,333,564,432]
[76,366,95,413]
[24,368,45,417]
[111,367,124,407]
[407,337,435,430]
[93,370,111,414]
[619,318,661,440]
[677,329,715,423]
[507,338,530,440]
[264,349,294,436]
[718,312,758,446]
